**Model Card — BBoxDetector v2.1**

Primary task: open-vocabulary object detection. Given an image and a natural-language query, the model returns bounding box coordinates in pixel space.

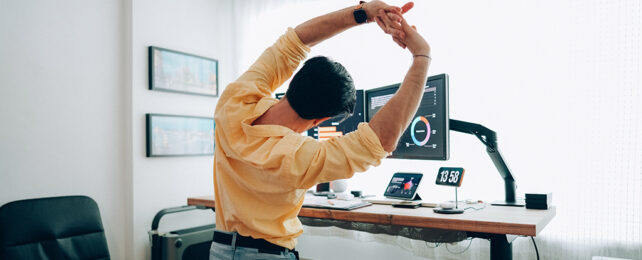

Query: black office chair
[0,195,110,260]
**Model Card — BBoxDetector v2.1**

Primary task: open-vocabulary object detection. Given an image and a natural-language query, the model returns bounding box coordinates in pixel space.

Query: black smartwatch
[353,1,367,24]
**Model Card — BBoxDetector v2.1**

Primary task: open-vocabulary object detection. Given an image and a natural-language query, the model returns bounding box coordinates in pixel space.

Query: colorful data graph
[318,126,343,141]
[410,116,431,146]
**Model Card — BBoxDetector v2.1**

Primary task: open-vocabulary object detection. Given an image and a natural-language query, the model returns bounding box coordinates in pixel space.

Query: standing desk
[188,195,555,260]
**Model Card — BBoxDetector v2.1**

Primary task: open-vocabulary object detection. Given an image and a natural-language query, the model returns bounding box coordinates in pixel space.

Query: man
[211,1,431,259]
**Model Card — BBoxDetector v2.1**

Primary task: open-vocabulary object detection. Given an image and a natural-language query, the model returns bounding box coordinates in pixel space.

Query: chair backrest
[0,195,110,260]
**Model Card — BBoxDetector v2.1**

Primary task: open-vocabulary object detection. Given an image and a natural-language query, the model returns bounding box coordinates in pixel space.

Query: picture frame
[146,113,215,157]
[149,46,219,97]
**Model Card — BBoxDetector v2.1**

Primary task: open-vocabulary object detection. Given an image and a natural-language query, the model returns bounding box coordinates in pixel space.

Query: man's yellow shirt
[213,28,388,249]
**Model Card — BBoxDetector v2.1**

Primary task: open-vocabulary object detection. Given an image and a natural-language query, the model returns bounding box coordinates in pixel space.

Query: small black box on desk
[525,193,552,210]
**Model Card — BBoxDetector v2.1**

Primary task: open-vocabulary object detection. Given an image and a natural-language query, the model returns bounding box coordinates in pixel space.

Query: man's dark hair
[286,56,356,120]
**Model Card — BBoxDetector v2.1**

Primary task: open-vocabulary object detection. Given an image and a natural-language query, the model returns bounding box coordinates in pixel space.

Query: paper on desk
[302,195,370,210]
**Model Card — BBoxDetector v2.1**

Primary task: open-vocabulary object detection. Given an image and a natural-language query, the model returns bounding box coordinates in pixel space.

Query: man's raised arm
[368,17,431,152]
[295,1,410,47]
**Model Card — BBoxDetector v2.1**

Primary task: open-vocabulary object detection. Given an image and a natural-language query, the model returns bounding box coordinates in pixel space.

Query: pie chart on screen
[410,116,431,146]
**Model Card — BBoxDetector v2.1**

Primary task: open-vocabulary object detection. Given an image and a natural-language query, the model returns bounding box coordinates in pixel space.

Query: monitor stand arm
[449,119,524,207]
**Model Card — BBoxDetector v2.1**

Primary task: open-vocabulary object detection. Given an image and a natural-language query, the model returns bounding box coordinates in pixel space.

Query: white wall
[0,0,131,258]
[130,0,235,259]
[1,0,236,259]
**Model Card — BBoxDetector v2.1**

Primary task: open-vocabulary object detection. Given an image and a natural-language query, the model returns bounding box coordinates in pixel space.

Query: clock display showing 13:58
[435,167,465,187]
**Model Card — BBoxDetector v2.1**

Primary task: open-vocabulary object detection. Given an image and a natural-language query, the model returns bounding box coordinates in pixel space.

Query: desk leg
[489,235,511,260]
[468,232,512,260]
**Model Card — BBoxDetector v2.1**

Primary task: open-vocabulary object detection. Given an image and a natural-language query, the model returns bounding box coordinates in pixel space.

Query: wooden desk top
[188,195,555,237]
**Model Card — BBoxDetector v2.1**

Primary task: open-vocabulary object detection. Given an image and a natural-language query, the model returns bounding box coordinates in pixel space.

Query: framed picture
[149,46,219,97]
[146,114,215,157]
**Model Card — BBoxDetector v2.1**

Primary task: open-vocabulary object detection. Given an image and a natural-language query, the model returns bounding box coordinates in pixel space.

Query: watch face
[354,9,367,24]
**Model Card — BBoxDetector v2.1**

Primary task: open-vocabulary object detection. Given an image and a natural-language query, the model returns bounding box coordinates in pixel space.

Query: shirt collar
[241,97,296,137]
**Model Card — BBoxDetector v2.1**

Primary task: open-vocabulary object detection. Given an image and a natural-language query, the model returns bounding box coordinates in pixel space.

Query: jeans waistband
[212,230,297,257]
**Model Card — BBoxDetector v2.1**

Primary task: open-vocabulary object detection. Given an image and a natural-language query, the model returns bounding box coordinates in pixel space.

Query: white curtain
[229,0,642,259]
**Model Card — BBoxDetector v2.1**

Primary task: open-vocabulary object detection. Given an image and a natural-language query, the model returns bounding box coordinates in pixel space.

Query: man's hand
[363,1,403,39]
[368,1,415,48]
[398,16,430,56]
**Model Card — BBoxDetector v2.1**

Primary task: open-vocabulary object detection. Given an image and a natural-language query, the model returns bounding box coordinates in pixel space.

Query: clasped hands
[362,1,430,56]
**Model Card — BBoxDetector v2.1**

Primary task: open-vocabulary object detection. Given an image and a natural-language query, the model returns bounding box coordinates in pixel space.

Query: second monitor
[366,73,449,160]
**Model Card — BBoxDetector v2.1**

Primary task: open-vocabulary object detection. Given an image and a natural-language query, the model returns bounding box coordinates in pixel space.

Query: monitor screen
[365,74,449,160]
[307,90,365,141]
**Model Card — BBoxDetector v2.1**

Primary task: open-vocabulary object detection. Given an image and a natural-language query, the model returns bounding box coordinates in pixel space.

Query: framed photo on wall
[146,114,215,157]
[149,46,219,97]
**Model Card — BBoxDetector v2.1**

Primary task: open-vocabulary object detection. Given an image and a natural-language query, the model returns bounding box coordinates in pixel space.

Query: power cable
[424,241,440,248]
[531,236,540,260]
[445,238,473,254]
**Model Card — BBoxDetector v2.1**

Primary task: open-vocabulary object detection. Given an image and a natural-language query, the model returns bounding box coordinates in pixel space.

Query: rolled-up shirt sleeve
[235,28,310,97]
[285,123,389,189]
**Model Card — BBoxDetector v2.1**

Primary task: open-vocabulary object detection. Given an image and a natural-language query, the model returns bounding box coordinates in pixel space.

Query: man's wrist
[413,54,432,60]
[411,47,431,57]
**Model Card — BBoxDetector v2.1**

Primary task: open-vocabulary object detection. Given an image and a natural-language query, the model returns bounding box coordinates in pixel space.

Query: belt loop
[230,232,237,248]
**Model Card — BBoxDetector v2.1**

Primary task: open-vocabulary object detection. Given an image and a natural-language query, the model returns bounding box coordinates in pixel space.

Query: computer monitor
[307,90,365,140]
[365,73,449,160]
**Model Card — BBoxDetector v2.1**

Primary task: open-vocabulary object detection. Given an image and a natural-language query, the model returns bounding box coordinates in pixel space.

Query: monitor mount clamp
[449,119,524,207]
